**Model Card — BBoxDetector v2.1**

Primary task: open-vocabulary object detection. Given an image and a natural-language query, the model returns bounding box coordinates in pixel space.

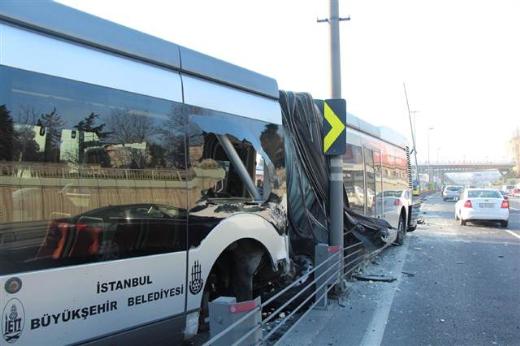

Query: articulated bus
[0,2,413,345]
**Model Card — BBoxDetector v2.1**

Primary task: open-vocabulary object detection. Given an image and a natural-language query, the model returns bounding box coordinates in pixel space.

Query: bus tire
[198,239,265,333]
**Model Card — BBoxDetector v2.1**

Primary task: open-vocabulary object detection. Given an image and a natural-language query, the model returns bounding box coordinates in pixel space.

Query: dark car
[35,204,187,264]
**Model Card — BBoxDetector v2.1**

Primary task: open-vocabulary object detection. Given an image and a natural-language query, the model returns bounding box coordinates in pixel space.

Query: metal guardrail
[0,162,187,181]
[203,241,370,346]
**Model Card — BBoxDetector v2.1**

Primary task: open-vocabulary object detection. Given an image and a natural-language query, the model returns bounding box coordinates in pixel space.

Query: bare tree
[13,106,41,162]
[106,109,154,144]
[156,105,186,169]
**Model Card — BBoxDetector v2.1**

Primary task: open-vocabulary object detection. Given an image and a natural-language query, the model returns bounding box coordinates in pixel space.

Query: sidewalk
[277,244,408,346]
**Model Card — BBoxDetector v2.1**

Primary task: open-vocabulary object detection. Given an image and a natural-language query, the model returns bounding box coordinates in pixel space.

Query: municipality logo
[2,298,24,343]
[189,260,204,295]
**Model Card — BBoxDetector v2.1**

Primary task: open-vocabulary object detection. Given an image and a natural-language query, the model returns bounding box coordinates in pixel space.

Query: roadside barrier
[203,241,369,346]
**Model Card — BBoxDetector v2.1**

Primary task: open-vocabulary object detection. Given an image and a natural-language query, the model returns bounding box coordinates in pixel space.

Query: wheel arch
[185,213,289,312]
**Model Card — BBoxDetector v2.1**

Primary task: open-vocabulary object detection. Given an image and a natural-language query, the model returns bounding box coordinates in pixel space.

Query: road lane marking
[359,241,409,346]
[505,229,520,240]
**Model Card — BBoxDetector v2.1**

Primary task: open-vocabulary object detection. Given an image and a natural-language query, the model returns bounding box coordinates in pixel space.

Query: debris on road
[401,271,416,277]
[353,274,397,282]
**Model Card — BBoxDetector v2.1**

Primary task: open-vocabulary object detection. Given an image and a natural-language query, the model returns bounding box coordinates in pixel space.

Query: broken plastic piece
[353,274,397,282]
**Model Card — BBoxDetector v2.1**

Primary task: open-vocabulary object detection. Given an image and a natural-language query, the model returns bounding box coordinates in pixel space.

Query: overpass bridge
[415,162,516,185]
[417,162,515,174]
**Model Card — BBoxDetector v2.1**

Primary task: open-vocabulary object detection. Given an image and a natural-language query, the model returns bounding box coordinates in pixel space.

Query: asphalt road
[281,193,520,346]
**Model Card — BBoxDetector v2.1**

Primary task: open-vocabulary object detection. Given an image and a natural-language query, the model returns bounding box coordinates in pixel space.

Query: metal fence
[203,240,371,346]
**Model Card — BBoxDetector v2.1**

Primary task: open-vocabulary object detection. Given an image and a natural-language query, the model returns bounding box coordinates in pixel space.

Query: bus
[0,2,414,345]
[343,119,414,239]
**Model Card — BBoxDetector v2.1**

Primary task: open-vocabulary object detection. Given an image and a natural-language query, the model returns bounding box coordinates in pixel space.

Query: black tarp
[280,91,394,257]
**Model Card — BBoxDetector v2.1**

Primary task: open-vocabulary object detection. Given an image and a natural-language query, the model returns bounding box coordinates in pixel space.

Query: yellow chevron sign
[323,99,346,155]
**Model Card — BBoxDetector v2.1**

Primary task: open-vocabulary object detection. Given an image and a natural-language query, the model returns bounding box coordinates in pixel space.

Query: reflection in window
[373,150,383,218]
[364,148,376,217]
[0,65,187,274]
[188,109,286,206]
[343,144,365,214]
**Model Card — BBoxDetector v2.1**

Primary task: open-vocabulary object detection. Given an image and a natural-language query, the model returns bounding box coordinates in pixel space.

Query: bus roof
[0,1,408,149]
[347,112,408,149]
[0,0,279,100]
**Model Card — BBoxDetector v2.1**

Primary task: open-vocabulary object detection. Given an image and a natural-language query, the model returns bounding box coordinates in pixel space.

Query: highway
[281,193,520,346]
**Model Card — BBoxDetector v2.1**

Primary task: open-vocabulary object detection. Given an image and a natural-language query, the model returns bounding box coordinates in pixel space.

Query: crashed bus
[0,1,415,345]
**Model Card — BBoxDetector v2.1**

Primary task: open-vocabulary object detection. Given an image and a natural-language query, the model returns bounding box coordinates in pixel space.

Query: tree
[13,106,41,162]
[0,105,15,161]
[74,112,110,139]
[72,113,111,164]
[106,109,154,144]
[156,106,186,169]
[13,126,41,162]
[39,108,65,162]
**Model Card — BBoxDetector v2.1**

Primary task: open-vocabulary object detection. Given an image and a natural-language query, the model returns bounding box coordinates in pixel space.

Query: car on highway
[501,185,515,196]
[442,185,464,201]
[511,187,520,198]
[499,190,509,199]
[455,188,509,227]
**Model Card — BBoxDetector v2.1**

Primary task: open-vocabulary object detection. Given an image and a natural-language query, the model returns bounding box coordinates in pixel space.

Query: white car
[455,188,509,227]
[442,185,464,201]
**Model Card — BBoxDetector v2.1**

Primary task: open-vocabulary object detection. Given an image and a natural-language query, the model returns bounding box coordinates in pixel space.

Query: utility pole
[403,83,420,189]
[318,0,349,293]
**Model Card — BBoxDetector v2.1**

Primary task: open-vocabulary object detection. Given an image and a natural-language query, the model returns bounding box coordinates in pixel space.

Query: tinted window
[188,108,285,203]
[0,65,187,275]
[186,107,286,247]
[364,148,376,217]
[343,144,365,214]
[468,190,501,198]
[381,146,408,217]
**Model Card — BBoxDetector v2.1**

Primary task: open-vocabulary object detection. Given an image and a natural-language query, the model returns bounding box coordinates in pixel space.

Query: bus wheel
[395,214,406,245]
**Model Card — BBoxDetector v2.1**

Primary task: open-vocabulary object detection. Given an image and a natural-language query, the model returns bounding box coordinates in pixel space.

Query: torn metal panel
[279,91,394,259]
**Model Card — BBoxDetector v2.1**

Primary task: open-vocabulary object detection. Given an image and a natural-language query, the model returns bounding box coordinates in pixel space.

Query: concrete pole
[328,0,345,288]
[330,0,342,99]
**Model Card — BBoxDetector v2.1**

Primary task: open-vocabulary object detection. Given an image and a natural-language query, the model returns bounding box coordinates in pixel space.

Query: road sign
[321,99,346,155]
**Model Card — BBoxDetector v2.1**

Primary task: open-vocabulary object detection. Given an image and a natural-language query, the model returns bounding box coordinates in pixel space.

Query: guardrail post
[314,243,340,310]
[208,296,261,346]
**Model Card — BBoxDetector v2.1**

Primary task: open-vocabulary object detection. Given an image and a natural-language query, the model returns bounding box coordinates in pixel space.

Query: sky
[58,0,520,164]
